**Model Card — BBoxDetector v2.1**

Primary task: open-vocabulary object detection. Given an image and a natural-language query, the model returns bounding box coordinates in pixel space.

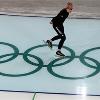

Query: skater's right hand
[50,21,53,24]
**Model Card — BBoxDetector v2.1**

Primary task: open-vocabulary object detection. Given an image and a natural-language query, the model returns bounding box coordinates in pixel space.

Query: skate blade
[55,54,65,59]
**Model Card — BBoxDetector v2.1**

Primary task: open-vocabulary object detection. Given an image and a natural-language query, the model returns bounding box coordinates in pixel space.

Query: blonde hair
[67,1,73,5]
[66,1,73,9]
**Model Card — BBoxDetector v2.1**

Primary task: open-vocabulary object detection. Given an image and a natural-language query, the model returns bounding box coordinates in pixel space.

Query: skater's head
[65,1,73,13]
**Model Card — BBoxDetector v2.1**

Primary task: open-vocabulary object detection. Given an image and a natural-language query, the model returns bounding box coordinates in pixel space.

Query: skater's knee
[61,34,66,40]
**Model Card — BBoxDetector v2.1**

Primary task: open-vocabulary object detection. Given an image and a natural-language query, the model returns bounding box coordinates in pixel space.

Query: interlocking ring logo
[0,42,100,80]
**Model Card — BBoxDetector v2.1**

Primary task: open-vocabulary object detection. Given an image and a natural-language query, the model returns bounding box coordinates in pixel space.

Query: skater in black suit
[46,1,73,57]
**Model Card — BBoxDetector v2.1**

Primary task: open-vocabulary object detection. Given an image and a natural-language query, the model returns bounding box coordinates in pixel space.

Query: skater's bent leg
[51,35,61,41]
[51,25,62,41]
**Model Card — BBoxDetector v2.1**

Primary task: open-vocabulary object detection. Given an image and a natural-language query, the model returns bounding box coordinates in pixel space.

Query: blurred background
[0,0,100,18]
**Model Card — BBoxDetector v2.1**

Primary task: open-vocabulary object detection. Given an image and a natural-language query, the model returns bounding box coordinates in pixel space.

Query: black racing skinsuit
[51,8,69,50]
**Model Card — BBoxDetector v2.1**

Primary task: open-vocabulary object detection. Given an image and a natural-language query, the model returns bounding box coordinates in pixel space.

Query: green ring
[0,42,19,63]
[47,56,100,79]
[80,47,100,69]
[23,44,75,67]
[47,45,75,67]
[0,53,43,77]
[0,42,100,79]
[0,42,43,77]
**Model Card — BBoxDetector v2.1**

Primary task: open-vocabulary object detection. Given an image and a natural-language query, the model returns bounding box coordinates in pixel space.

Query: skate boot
[56,50,65,57]
[46,40,52,49]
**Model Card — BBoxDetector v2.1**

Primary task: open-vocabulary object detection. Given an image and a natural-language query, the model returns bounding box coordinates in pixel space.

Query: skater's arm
[56,9,66,17]
[50,9,66,24]
[50,2,73,24]
[50,21,53,24]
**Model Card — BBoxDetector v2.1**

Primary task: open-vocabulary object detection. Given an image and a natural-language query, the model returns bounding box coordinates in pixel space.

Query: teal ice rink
[0,15,100,96]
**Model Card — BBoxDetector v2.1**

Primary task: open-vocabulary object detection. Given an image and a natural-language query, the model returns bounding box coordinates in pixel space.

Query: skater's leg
[56,25,66,50]
[56,25,66,57]
[51,25,62,41]
[46,25,62,49]
[51,35,61,41]
[58,34,66,49]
